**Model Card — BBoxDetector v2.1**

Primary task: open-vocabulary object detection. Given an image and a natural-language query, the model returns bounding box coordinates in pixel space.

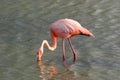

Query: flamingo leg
[67,38,76,62]
[62,39,66,61]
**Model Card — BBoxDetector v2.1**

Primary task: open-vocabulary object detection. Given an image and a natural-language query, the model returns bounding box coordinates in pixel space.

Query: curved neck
[40,35,57,53]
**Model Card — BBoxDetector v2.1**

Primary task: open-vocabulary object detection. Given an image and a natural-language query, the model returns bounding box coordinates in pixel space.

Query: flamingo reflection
[37,61,89,80]
[38,61,57,79]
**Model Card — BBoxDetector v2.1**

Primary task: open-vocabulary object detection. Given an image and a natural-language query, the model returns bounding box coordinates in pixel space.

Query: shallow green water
[0,0,120,80]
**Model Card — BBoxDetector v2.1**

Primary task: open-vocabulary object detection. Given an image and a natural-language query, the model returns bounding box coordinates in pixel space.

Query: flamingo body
[37,18,94,62]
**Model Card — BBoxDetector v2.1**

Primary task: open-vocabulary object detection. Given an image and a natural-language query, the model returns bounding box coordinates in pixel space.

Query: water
[0,0,120,80]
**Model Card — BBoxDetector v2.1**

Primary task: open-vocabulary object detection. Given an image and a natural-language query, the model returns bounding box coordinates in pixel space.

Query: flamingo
[37,18,94,62]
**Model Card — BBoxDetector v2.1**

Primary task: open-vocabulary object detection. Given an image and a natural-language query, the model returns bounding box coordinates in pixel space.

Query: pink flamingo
[37,18,94,62]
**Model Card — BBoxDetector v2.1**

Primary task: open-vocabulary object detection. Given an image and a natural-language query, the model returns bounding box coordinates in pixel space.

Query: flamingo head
[36,49,43,62]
